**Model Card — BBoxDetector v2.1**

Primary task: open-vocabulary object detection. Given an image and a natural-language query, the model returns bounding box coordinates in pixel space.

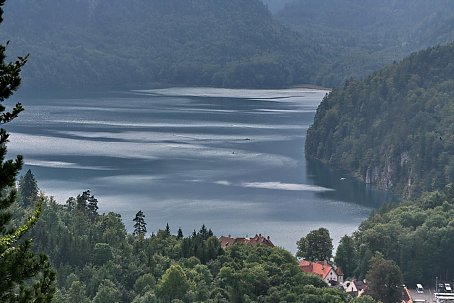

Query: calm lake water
[9,87,392,252]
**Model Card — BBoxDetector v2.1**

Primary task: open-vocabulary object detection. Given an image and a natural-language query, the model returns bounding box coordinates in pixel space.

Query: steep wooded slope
[306,43,454,198]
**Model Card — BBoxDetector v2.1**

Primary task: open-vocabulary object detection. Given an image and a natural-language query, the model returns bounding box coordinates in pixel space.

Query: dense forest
[3,0,454,90]
[340,184,454,285]
[10,170,453,303]
[0,0,330,91]
[2,0,454,302]
[12,180,353,303]
[276,0,454,86]
[306,42,454,197]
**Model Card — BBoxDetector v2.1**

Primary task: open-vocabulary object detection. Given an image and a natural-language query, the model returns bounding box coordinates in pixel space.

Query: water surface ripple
[9,88,392,252]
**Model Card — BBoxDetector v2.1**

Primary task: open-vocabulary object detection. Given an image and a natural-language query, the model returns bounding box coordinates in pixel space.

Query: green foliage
[0,1,55,301]
[93,243,113,266]
[133,210,147,239]
[0,0,331,90]
[18,169,39,207]
[26,192,352,303]
[296,227,333,261]
[306,42,454,198]
[276,0,454,87]
[335,235,357,278]
[156,265,190,303]
[66,281,90,303]
[350,295,377,303]
[352,185,454,284]
[133,273,156,295]
[366,255,403,303]
[76,190,99,217]
[93,279,121,303]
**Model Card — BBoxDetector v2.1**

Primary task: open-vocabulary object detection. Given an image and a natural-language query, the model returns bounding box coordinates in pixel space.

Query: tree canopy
[366,255,403,303]
[276,0,454,87]
[0,0,331,91]
[306,42,454,198]
[296,227,333,261]
[20,189,361,303]
[335,185,454,285]
[0,1,55,301]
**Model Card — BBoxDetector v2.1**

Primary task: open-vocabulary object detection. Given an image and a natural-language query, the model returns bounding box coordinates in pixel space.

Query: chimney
[267,236,270,240]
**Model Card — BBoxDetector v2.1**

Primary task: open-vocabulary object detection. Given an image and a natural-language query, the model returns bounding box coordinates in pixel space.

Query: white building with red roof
[298,259,344,286]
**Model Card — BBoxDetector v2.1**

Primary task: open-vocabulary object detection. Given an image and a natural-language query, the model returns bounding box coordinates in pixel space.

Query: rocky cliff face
[363,152,416,199]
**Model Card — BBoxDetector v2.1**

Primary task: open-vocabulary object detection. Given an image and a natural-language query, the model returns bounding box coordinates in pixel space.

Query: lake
[9,87,392,253]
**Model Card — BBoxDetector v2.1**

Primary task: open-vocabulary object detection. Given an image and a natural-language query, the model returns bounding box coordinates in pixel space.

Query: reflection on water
[8,88,394,252]
[307,160,398,207]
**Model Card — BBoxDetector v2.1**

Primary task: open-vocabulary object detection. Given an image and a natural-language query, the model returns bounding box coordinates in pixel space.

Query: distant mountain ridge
[306,43,454,198]
[275,0,454,86]
[0,0,330,90]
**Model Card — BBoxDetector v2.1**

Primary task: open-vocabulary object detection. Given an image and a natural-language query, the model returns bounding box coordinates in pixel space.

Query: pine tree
[165,223,170,235]
[335,235,357,278]
[0,0,55,301]
[86,192,99,216]
[18,169,39,207]
[75,190,98,217]
[133,210,147,239]
[177,227,183,239]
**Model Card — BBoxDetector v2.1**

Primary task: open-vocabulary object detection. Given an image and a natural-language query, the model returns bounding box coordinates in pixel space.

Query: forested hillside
[276,0,454,86]
[21,189,353,303]
[0,0,329,90]
[306,43,454,197]
[346,185,454,285]
[4,0,454,90]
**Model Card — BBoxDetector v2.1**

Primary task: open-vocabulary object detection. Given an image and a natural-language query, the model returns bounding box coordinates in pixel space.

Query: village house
[218,234,274,249]
[298,260,344,286]
[344,280,368,297]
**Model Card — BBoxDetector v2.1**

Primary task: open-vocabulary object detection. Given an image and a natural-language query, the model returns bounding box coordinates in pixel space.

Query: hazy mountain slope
[1,0,329,90]
[306,43,454,198]
[276,0,454,86]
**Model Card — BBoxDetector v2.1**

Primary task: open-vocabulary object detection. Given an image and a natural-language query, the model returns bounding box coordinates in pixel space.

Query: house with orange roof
[219,234,274,249]
[298,259,344,286]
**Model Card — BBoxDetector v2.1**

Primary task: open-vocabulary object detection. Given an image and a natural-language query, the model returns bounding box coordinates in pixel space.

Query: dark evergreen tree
[165,223,170,235]
[75,190,98,217]
[65,197,76,212]
[18,169,39,207]
[0,1,55,301]
[335,235,357,278]
[177,227,183,239]
[133,210,147,239]
[86,193,99,217]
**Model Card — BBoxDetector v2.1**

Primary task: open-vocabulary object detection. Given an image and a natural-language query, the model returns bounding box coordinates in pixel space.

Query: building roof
[402,287,413,303]
[219,234,274,249]
[299,260,333,279]
[352,280,368,291]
